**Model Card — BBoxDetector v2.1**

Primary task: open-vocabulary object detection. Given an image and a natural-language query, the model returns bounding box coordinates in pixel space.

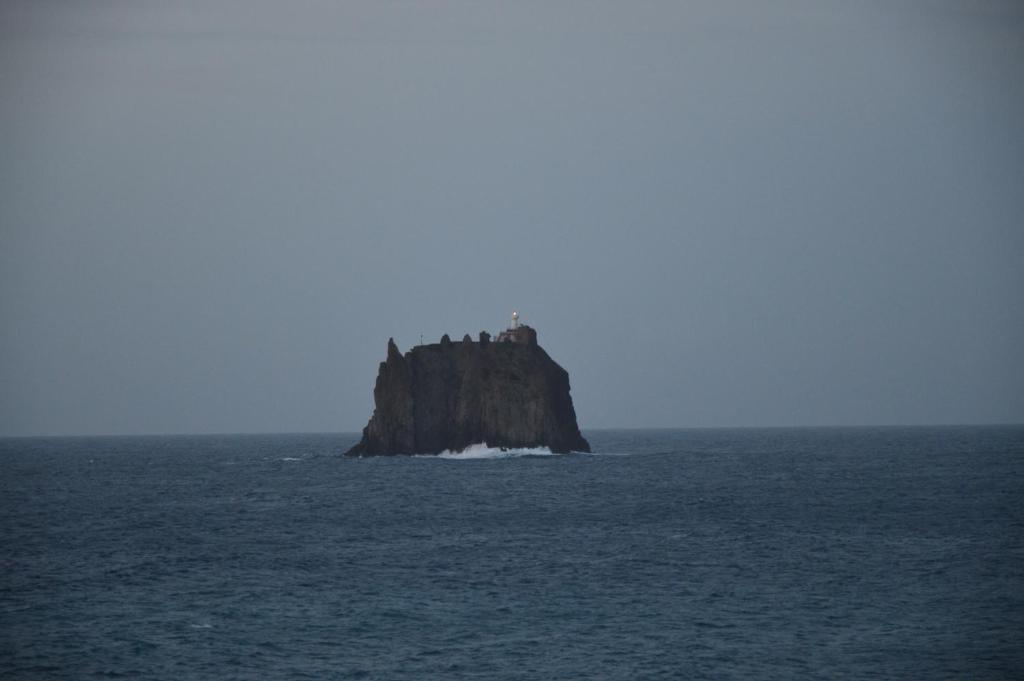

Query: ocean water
[1,427,1022,680]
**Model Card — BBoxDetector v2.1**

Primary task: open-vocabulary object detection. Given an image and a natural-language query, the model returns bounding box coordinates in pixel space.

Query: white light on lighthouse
[511,310,519,329]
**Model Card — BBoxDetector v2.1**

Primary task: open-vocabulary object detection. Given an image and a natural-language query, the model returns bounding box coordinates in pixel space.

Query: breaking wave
[432,443,559,459]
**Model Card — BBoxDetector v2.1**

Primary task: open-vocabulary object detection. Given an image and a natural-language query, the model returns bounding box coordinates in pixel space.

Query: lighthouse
[496,310,537,345]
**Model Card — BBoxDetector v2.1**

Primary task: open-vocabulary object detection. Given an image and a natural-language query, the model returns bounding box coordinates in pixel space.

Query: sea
[1,426,1022,680]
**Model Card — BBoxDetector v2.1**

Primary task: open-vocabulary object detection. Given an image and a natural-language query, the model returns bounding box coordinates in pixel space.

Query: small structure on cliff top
[495,310,537,345]
[345,313,589,456]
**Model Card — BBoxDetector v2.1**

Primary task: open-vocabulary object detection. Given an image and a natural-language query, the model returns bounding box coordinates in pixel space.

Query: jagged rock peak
[386,337,402,362]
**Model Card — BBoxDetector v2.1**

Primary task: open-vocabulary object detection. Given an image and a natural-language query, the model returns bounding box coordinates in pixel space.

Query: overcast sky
[1,0,1022,436]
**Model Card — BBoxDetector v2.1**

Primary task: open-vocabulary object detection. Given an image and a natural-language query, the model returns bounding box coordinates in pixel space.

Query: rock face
[346,326,590,455]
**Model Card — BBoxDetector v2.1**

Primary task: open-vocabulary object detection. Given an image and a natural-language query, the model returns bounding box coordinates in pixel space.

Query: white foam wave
[431,443,559,459]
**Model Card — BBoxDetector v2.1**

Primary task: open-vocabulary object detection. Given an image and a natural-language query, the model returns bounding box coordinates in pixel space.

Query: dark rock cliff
[346,327,590,455]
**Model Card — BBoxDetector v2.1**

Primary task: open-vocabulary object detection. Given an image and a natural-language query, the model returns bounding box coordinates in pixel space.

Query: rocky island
[346,313,590,456]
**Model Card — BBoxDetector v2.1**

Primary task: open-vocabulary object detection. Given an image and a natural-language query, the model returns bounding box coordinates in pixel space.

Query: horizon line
[2,422,1022,439]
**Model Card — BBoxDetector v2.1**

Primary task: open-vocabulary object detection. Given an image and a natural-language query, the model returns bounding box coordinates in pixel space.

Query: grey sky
[1,1,1022,436]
